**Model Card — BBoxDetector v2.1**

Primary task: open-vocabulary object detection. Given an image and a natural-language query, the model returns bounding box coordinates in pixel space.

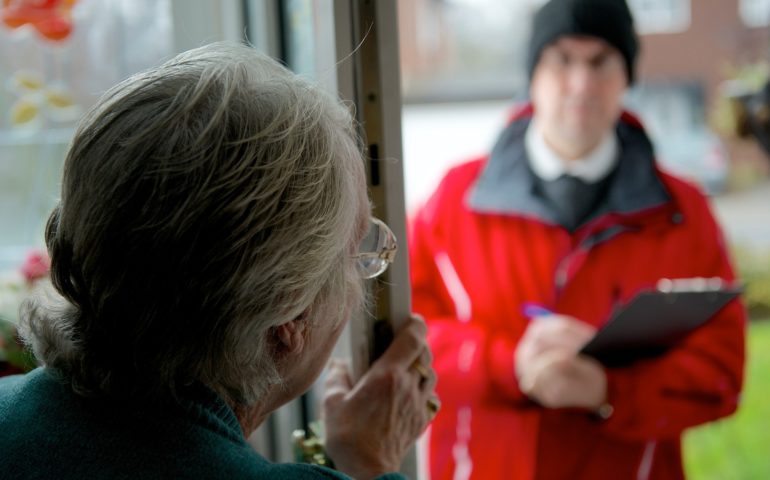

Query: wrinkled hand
[322,315,437,479]
[515,314,606,409]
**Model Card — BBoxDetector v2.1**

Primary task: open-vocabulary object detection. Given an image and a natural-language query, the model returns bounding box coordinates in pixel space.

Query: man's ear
[273,315,308,355]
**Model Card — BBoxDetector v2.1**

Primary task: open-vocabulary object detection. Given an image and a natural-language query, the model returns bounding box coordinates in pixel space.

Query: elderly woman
[0,43,436,480]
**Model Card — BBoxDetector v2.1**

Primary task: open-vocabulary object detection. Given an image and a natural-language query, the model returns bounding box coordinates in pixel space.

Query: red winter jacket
[409,108,745,480]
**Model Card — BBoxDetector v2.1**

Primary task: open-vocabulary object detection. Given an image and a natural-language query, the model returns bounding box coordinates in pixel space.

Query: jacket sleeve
[598,199,746,440]
[409,178,529,406]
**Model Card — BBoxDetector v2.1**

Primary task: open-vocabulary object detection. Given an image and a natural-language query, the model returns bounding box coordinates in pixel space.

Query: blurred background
[0,0,769,477]
[400,0,770,208]
[398,1,770,478]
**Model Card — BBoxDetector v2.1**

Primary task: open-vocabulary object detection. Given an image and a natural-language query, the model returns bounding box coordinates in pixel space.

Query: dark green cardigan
[0,368,406,480]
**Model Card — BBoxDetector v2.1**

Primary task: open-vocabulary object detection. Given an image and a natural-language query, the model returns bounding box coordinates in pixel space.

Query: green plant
[711,61,769,137]
[684,320,770,479]
[731,246,770,319]
[0,318,36,372]
[0,250,49,374]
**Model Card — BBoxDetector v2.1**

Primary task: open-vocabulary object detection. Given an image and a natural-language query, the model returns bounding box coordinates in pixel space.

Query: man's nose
[565,64,596,94]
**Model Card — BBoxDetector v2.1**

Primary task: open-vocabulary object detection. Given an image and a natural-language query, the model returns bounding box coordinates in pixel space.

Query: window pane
[740,0,770,27]
[627,0,691,34]
[399,0,538,102]
[0,0,172,270]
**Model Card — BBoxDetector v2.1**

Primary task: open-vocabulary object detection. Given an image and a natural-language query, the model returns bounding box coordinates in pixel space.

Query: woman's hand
[322,315,438,479]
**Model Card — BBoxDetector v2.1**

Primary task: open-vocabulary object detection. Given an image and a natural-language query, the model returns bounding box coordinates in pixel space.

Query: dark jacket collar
[467,108,671,227]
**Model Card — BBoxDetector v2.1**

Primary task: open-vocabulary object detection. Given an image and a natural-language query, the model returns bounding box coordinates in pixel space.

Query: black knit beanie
[527,0,639,83]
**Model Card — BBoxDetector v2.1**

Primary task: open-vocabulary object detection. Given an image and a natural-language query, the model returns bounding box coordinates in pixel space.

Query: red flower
[20,250,50,284]
[1,0,78,42]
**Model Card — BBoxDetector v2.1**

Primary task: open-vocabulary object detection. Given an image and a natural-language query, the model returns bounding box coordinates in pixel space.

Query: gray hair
[19,42,368,406]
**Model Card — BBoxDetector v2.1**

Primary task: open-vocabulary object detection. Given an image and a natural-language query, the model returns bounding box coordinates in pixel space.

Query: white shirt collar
[525,119,619,183]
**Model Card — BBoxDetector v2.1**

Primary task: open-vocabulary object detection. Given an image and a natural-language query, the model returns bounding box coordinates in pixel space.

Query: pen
[521,302,554,319]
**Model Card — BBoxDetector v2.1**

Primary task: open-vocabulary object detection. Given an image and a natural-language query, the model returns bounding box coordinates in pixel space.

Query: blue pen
[521,302,554,319]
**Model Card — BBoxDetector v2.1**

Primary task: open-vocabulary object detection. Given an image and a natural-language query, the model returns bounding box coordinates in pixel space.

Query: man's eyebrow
[587,48,616,63]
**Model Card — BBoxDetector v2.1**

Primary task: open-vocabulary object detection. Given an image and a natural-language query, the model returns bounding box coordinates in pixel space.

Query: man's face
[530,36,628,159]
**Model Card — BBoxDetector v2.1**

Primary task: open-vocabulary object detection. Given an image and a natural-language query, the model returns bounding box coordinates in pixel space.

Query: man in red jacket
[409,0,746,479]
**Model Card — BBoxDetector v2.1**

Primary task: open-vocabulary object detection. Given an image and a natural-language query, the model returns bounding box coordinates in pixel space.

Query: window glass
[281,0,337,95]
[0,0,172,270]
[740,0,770,27]
[399,0,540,103]
[628,0,691,34]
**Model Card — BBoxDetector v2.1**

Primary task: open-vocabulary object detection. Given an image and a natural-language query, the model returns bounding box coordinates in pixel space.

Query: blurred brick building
[398,0,770,184]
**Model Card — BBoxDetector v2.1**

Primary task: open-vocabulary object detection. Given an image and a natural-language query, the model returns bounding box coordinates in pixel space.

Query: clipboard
[579,278,742,367]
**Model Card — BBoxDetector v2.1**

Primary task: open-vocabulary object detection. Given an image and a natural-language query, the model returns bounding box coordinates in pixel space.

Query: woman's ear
[273,313,308,355]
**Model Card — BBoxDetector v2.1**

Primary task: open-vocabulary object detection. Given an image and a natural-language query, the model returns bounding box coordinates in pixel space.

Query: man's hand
[322,315,437,479]
[515,314,606,409]
[515,314,595,380]
[518,350,607,409]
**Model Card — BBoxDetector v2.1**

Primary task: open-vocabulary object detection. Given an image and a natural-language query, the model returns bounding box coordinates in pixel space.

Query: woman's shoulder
[0,367,52,414]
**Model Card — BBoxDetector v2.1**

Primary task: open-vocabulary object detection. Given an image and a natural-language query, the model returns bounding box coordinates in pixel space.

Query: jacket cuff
[597,368,635,431]
[488,337,527,401]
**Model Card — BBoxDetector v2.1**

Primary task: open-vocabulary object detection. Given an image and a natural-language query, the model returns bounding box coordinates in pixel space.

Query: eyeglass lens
[357,218,397,279]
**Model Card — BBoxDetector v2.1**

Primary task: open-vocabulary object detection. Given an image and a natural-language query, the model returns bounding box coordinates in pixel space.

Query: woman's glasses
[355,217,397,279]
